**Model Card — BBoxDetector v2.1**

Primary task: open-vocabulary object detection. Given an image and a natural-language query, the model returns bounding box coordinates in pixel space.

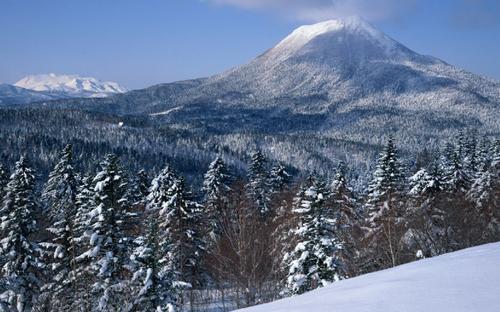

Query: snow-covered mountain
[238,242,500,312]
[22,17,500,153]
[14,73,127,98]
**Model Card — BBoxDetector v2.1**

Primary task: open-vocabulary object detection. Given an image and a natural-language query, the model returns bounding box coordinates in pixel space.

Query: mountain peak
[291,16,375,36]
[274,16,392,52]
[14,73,127,98]
[260,16,426,68]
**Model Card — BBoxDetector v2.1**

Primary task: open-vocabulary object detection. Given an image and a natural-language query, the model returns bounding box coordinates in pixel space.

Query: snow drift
[238,242,500,312]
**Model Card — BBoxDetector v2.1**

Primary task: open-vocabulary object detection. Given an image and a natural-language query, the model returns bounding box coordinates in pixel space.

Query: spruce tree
[164,177,205,293]
[407,165,447,256]
[80,154,133,311]
[444,150,471,193]
[202,156,231,243]
[463,134,478,174]
[365,137,406,268]
[142,165,204,309]
[72,174,96,311]
[284,177,342,295]
[467,145,500,242]
[246,151,271,218]
[0,164,8,201]
[130,169,150,207]
[136,165,181,310]
[269,163,291,195]
[39,145,79,309]
[131,211,177,312]
[0,157,42,312]
[330,164,359,276]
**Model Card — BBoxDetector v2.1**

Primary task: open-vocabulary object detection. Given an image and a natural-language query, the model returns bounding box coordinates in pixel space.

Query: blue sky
[1,0,499,89]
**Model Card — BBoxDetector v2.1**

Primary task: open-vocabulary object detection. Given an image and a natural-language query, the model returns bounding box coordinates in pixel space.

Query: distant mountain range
[0,74,127,105]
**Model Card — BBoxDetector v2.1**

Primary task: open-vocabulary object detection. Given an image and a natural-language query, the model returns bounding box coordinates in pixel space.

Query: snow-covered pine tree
[268,165,295,287]
[330,163,359,277]
[407,165,447,256]
[476,138,493,174]
[139,165,204,310]
[0,157,42,312]
[164,177,205,298]
[463,134,478,175]
[246,151,271,218]
[202,156,231,243]
[81,154,133,311]
[130,210,177,312]
[269,163,291,195]
[467,143,500,242]
[444,150,471,193]
[0,164,8,200]
[130,169,150,207]
[132,165,181,310]
[440,146,476,249]
[364,137,406,268]
[72,174,96,311]
[39,144,79,309]
[284,176,342,295]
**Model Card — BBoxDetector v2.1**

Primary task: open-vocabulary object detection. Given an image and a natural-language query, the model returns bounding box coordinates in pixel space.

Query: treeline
[0,135,499,311]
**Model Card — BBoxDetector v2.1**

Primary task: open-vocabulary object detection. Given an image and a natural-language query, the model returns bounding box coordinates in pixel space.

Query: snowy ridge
[15,73,127,98]
[238,243,500,312]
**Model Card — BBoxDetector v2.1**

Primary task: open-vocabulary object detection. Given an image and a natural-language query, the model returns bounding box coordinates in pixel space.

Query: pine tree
[441,145,474,250]
[130,169,150,207]
[330,164,359,277]
[39,145,79,309]
[136,165,181,310]
[467,143,500,242]
[364,137,406,268]
[444,150,471,193]
[268,165,294,287]
[407,165,447,256]
[269,163,291,195]
[79,154,133,311]
[0,157,42,312]
[284,177,342,295]
[0,164,8,201]
[142,165,204,310]
[476,138,492,173]
[246,151,271,217]
[463,134,478,174]
[131,210,177,312]
[202,156,231,243]
[164,177,205,294]
[72,174,96,311]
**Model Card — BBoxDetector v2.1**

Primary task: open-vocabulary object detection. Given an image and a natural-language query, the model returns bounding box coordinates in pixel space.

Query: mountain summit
[266,17,422,63]
[15,73,127,98]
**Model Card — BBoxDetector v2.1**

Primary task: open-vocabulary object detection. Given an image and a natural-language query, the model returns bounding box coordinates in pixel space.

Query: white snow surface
[238,242,500,312]
[14,73,127,98]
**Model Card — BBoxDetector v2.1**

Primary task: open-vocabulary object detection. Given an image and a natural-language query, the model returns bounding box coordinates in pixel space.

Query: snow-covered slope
[238,242,500,312]
[14,73,127,98]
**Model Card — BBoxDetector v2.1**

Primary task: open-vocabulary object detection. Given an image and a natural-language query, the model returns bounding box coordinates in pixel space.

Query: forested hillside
[0,135,498,311]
